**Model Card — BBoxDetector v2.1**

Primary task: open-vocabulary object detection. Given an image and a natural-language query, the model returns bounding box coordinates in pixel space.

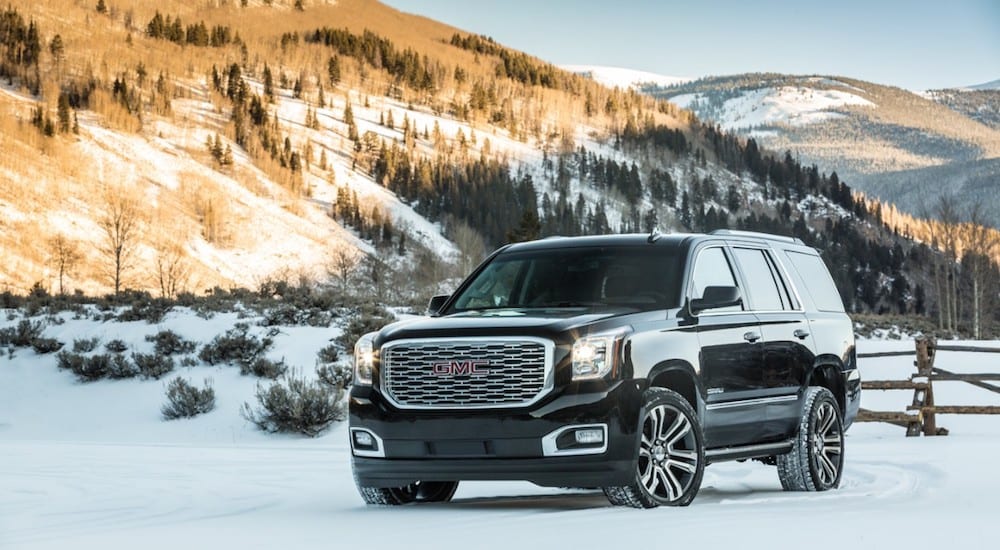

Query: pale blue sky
[382,0,1000,90]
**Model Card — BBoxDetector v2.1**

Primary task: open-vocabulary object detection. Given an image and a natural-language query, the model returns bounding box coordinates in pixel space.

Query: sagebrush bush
[115,296,173,324]
[132,352,176,379]
[243,356,288,379]
[107,354,140,379]
[162,377,216,420]
[55,350,85,372]
[72,337,100,353]
[144,330,196,356]
[316,343,339,364]
[0,319,45,347]
[105,339,129,353]
[336,304,394,351]
[31,337,64,354]
[75,353,112,381]
[199,324,273,370]
[316,363,353,389]
[241,370,345,437]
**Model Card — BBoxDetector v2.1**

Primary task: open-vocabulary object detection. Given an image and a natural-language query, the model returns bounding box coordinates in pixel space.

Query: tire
[776,386,844,492]
[353,471,459,506]
[603,387,705,508]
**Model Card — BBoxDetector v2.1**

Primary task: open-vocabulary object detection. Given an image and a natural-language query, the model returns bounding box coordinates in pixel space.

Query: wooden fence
[857,337,1000,436]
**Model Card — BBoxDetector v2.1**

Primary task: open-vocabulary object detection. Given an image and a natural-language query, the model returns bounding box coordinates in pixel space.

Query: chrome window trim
[705,394,797,411]
[729,244,806,314]
[541,424,609,456]
[379,336,556,410]
[350,428,386,458]
[766,247,807,312]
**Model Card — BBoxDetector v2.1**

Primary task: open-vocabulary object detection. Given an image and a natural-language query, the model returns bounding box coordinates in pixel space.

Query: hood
[376,308,638,345]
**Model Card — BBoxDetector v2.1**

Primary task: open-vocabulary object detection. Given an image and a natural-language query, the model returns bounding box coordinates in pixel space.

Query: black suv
[349,230,860,508]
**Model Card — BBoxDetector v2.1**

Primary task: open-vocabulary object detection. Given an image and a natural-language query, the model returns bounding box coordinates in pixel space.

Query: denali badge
[432,360,491,375]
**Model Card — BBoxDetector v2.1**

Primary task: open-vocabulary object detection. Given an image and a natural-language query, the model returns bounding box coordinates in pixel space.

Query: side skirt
[705,440,794,464]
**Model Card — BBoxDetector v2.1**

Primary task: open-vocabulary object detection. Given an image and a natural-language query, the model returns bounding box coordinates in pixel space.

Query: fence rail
[857,337,1000,436]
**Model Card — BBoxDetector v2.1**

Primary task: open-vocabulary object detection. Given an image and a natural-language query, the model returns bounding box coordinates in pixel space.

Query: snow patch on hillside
[669,86,875,130]
[562,65,693,90]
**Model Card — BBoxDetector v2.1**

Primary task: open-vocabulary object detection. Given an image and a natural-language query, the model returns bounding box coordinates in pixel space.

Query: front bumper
[349,379,643,488]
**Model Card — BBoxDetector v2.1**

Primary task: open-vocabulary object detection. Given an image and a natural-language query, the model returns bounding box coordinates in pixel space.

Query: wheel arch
[807,355,846,415]
[646,360,704,417]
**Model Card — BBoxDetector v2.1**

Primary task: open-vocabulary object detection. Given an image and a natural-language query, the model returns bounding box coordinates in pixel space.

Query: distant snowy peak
[561,65,692,90]
[962,78,1000,91]
[667,84,874,131]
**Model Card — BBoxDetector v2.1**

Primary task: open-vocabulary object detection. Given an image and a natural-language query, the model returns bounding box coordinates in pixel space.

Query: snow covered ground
[1,310,998,550]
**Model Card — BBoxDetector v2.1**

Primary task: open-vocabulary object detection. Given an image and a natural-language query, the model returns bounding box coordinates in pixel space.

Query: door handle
[793,329,810,339]
[743,331,761,343]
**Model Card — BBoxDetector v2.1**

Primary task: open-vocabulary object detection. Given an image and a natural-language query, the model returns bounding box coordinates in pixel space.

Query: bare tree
[154,241,191,298]
[99,186,142,295]
[47,233,82,295]
[965,205,1000,339]
[450,219,486,275]
[328,246,358,295]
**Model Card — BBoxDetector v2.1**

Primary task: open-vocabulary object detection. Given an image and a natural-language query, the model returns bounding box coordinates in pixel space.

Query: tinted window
[784,251,845,312]
[734,248,785,311]
[690,247,742,312]
[450,246,682,312]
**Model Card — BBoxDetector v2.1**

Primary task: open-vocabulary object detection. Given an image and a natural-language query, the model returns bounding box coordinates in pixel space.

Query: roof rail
[709,229,804,245]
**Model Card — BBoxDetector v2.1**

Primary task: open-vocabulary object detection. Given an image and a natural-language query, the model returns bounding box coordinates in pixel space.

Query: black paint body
[350,233,860,488]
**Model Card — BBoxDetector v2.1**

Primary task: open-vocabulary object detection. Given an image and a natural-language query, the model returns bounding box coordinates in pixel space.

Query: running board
[705,440,794,463]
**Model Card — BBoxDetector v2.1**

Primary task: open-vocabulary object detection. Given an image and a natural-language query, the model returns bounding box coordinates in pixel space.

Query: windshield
[450,245,682,312]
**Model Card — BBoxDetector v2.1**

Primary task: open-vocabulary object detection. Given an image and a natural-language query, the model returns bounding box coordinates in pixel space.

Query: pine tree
[57,92,71,133]
[327,56,341,85]
[263,64,274,101]
[344,101,358,141]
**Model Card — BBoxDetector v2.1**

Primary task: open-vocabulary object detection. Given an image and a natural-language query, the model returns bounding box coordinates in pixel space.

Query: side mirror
[426,294,450,316]
[690,286,742,314]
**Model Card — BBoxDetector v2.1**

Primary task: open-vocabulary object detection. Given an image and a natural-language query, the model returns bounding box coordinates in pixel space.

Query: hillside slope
[1,0,994,329]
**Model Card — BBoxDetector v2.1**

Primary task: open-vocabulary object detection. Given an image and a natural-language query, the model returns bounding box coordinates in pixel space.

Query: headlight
[353,331,378,386]
[572,334,621,381]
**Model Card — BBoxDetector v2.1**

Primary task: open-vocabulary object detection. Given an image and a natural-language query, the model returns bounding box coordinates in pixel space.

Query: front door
[687,245,766,448]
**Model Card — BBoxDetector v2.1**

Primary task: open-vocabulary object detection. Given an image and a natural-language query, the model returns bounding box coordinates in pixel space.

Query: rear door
[731,245,816,440]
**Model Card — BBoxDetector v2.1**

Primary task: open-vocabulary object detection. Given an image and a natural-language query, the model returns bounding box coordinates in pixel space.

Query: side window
[733,248,785,311]
[784,251,846,313]
[690,247,742,312]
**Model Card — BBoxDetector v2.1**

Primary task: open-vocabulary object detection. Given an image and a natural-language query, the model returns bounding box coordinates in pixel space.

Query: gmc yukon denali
[348,230,860,508]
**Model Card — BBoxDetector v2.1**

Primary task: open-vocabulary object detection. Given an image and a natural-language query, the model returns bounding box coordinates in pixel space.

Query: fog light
[354,431,374,447]
[574,428,604,445]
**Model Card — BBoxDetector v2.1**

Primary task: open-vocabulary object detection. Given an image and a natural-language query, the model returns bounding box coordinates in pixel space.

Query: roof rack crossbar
[709,229,804,245]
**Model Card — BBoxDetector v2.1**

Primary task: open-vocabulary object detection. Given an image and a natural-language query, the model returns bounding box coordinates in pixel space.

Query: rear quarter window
[784,250,845,313]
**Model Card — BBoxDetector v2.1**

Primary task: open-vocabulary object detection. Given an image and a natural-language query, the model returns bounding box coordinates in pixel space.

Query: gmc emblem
[432,360,491,375]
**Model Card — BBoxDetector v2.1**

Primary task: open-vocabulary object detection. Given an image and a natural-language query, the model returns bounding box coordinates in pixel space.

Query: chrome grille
[381,338,552,408]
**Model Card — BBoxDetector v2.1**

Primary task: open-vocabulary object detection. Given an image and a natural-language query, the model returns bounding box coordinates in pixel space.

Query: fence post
[915,337,939,436]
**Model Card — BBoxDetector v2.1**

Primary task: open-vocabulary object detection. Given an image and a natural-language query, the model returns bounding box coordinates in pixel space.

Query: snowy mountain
[963,78,1000,91]
[654,74,1000,226]
[561,64,692,90]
